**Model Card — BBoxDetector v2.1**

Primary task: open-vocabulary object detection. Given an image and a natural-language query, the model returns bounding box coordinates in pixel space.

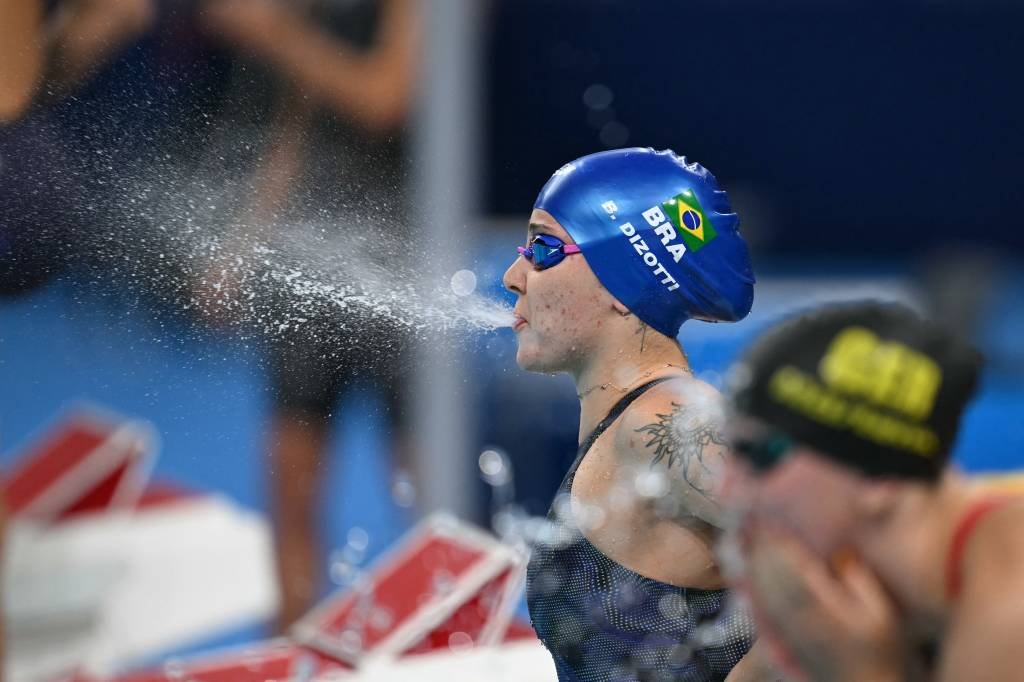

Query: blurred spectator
[0,0,158,122]
[198,0,421,630]
[0,0,43,123]
[40,0,156,100]
[0,0,156,296]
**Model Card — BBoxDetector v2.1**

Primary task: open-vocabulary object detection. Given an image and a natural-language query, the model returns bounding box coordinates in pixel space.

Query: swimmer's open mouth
[513,315,528,331]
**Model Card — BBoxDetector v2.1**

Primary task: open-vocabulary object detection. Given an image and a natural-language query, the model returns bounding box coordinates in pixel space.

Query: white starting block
[91,639,348,682]
[2,408,278,682]
[2,407,553,682]
[105,515,550,681]
[347,640,555,682]
[92,639,554,682]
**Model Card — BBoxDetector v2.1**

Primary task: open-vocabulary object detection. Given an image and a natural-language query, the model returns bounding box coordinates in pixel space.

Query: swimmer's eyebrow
[527,222,553,238]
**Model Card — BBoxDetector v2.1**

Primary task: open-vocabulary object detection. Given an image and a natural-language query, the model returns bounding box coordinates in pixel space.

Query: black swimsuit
[526,378,755,681]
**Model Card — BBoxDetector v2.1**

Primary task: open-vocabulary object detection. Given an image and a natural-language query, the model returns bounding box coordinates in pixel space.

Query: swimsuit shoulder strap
[945,496,1017,600]
[578,376,675,457]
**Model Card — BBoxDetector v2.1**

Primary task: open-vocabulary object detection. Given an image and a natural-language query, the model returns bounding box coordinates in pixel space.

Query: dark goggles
[731,431,795,473]
[517,234,582,270]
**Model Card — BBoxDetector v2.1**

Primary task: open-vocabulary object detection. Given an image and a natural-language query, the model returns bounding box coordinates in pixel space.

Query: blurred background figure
[0,0,154,296]
[723,302,1023,682]
[0,1,42,123]
[0,0,155,119]
[195,0,421,630]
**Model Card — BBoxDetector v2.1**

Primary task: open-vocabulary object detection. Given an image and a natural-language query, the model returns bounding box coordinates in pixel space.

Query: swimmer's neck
[573,333,691,443]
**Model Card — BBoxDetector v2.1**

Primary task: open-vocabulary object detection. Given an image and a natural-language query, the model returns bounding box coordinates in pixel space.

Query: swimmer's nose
[502,255,526,296]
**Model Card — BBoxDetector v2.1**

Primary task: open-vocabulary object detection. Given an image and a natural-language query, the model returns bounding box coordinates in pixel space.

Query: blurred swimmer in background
[725,301,1024,681]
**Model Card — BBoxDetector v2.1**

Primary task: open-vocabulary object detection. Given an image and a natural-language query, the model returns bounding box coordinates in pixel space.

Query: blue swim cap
[534,148,755,337]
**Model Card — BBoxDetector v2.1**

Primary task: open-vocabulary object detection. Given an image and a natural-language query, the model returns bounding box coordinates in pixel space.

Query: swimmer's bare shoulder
[938,500,1024,682]
[614,375,732,528]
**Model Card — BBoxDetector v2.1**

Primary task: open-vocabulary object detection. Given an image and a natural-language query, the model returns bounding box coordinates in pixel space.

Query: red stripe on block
[4,423,110,515]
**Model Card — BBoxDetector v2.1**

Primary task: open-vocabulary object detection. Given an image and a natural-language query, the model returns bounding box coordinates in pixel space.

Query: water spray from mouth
[186,217,516,341]
[67,160,516,348]
[213,239,513,336]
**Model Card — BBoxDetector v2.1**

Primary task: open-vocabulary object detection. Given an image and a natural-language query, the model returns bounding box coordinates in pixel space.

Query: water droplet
[583,84,615,110]
[573,500,606,532]
[697,369,722,388]
[163,658,186,680]
[450,269,477,297]
[658,593,689,620]
[535,569,561,595]
[725,363,753,393]
[552,492,573,522]
[600,121,630,148]
[289,651,317,681]
[615,582,641,609]
[692,622,724,648]
[347,526,370,552]
[370,606,394,631]
[634,470,670,498]
[448,631,474,652]
[329,551,359,586]
[433,569,456,596]
[668,643,694,667]
[391,471,416,507]
[339,628,364,655]
[242,647,262,672]
[478,448,511,486]
[491,508,518,539]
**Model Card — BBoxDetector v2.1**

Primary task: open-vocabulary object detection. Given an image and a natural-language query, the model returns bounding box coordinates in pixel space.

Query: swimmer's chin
[515,347,567,374]
[514,351,540,372]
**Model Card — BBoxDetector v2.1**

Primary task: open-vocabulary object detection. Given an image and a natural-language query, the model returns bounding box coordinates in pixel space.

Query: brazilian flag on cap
[663,188,717,253]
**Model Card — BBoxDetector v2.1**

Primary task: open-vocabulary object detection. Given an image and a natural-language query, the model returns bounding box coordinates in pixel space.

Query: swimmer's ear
[611,298,631,316]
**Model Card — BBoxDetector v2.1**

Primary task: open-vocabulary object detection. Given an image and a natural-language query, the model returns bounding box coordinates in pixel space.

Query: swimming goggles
[730,431,795,473]
[517,234,582,270]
